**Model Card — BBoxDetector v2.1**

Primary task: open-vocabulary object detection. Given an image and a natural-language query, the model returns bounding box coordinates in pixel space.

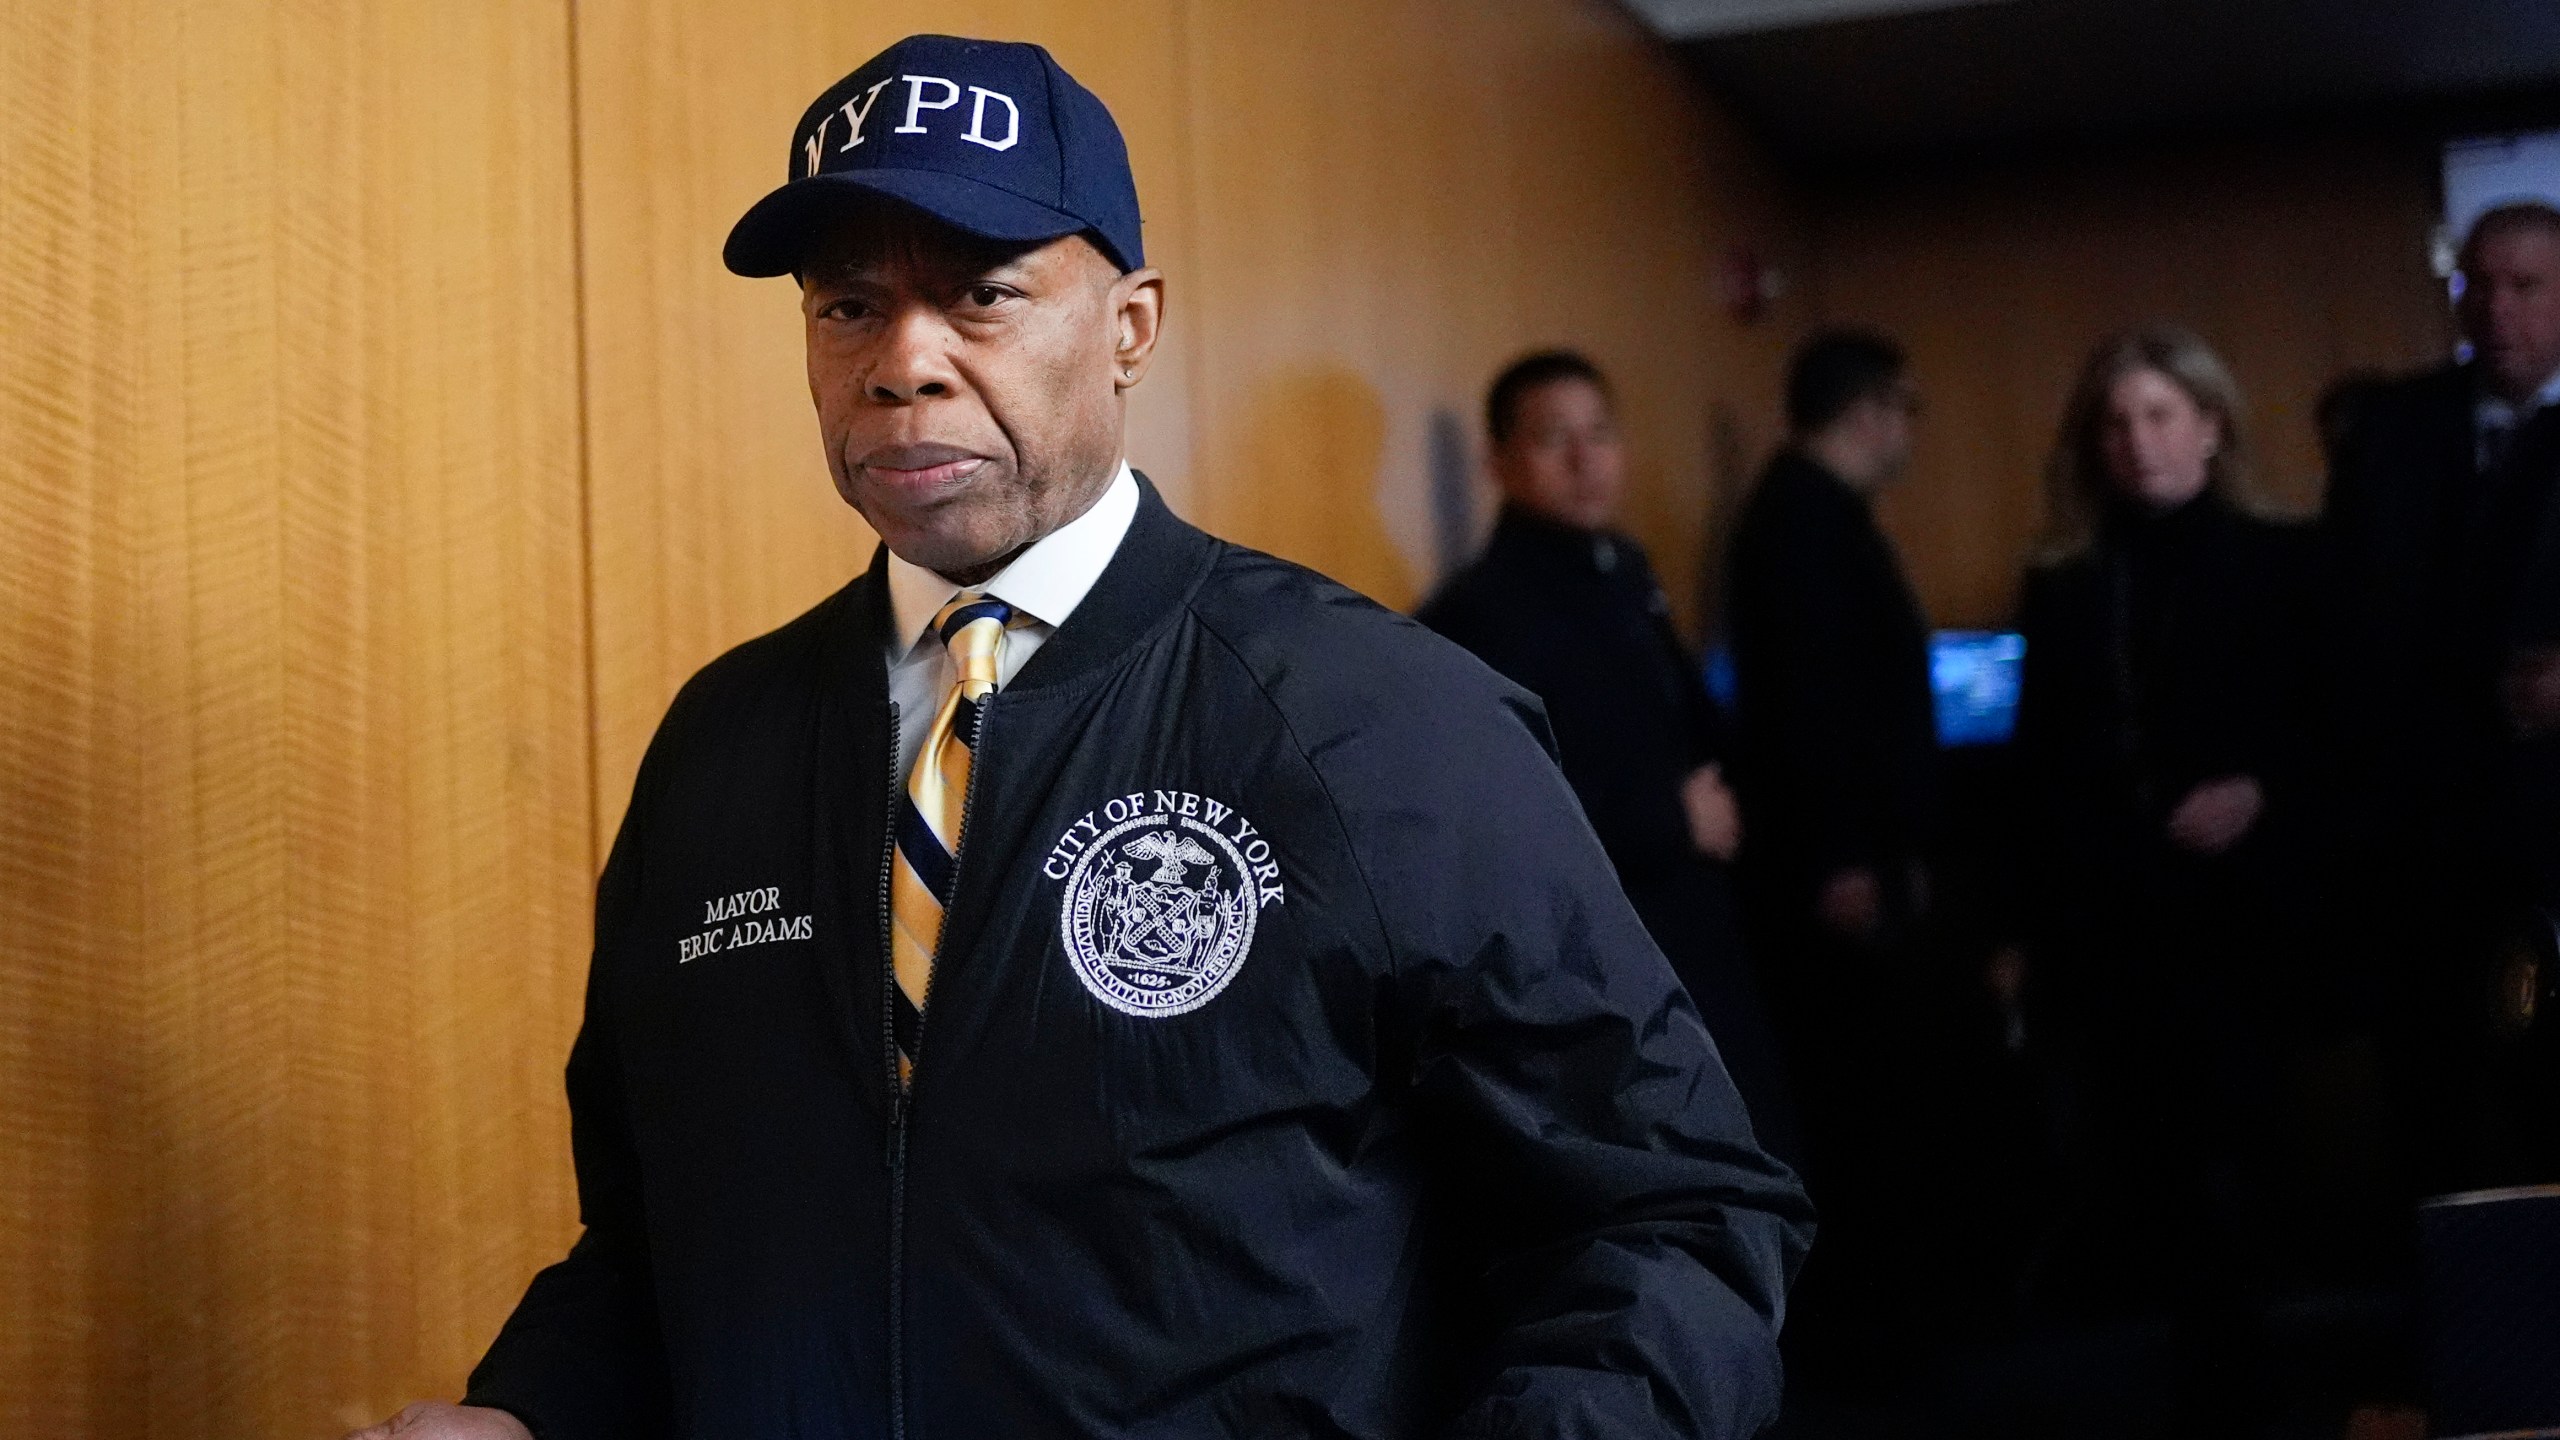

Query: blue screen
[1929,630,2026,747]
[1701,642,1739,710]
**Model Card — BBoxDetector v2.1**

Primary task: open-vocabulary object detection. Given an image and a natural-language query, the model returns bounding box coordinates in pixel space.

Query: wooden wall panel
[0,2,591,1435]
[1806,133,2456,626]
[1181,0,1810,620]
[571,0,1196,832]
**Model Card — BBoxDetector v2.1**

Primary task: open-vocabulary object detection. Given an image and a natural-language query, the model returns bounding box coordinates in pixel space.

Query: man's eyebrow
[800,259,875,289]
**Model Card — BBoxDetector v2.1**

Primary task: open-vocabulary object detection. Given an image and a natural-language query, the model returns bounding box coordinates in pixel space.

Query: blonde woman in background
[2010,326,2342,1435]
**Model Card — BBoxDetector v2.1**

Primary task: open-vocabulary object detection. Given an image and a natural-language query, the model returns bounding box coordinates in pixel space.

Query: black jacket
[1417,506,1800,1166]
[2012,498,2326,1008]
[2324,361,2560,905]
[1416,506,1726,890]
[2324,365,2560,803]
[464,480,1811,1440]
[1723,453,1941,901]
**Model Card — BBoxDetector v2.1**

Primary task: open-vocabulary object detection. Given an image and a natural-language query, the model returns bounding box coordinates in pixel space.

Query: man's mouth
[859,444,991,492]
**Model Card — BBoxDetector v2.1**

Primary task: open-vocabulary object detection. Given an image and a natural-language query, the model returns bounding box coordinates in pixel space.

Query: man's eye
[967,284,1010,308]
[819,299,872,322]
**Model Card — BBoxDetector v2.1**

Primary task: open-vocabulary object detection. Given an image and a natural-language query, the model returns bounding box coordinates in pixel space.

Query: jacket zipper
[878,701,908,1440]
[885,692,996,1440]
[879,700,905,1150]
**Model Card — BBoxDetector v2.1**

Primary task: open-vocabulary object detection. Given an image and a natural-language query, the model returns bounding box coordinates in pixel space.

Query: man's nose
[865,309,958,403]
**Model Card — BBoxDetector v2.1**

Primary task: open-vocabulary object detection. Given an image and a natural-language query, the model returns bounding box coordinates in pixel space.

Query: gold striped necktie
[891,595,1019,1084]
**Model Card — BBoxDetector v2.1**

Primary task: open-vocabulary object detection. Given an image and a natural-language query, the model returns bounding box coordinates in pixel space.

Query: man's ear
[1110,267,1165,391]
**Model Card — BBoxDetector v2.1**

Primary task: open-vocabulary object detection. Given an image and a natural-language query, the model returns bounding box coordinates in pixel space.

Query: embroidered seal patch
[1046,790,1283,1017]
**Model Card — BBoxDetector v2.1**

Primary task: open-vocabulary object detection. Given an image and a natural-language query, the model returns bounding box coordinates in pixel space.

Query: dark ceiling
[1680,0,2560,169]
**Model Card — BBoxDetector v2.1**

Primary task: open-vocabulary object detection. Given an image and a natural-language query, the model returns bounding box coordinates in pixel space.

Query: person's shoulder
[1411,545,1527,643]
[1187,542,1544,740]
[2227,508,2326,581]
[1412,551,1495,627]
[1184,543,1574,859]
[2230,505,2318,541]
[2385,360,2471,404]
[1737,454,1854,536]
[657,573,868,743]
[2018,547,2101,620]
[2356,361,2473,434]
[1731,456,1867,591]
[2024,545,2100,589]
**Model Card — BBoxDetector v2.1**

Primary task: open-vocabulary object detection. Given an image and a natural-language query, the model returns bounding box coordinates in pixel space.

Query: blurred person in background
[2013,327,2332,1435]
[2486,208,2560,939]
[1421,350,1798,1166]
[2326,200,2560,1195]
[1725,327,1957,1394]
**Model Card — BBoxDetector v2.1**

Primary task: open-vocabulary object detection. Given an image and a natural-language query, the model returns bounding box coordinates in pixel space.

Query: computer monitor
[1929,630,2026,747]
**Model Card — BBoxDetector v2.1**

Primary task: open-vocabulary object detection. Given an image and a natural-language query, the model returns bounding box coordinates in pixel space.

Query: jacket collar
[1009,471,1215,692]
[828,470,1214,707]
[1769,447,1861,502]
[1488,503,1630,575]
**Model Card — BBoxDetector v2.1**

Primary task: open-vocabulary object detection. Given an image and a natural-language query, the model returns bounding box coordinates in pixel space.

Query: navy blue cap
[723,35,1144,278]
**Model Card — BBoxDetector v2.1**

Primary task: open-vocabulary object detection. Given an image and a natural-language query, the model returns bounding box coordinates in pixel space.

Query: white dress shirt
[885,462,1139,777]
[2474,365,2560,473]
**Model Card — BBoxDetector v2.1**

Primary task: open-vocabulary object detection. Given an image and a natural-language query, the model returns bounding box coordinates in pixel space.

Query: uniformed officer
[351,35,1807,1440]
[1419,350,1798,1168]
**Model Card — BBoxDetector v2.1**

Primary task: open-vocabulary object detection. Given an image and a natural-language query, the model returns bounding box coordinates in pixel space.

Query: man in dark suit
[1723,328,1950,1387]
[2326,200,2560,1191]
[1420,350,1797,1164]
[1727,330,1938,964]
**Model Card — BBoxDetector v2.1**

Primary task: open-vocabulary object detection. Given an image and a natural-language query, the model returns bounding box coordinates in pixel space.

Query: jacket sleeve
[1320,661,1814,1439]
[462,783,673,1437]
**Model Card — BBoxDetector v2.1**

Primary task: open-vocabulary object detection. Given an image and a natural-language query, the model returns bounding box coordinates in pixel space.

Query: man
[1725,329,1937,957]
[1721,328,1946,1387]
[2326,201,2560,1190]
[349,35,1807,1440]
[1418,350,1796,1165]
[2477,209,2560,918]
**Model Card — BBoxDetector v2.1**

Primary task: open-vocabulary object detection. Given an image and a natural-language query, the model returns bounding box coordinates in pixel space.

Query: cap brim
[722,169,1090,278]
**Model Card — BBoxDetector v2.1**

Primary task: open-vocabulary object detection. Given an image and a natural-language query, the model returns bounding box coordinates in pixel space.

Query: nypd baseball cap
[723,34,1144,278]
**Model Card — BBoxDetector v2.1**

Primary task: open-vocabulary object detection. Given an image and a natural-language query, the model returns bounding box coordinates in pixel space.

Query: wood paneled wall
[1803,132,2458,626]
[0,0,1793,1434]
[0,1,594,1435]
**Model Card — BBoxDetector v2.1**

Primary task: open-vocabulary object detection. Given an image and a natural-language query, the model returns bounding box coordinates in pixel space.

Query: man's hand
[342,1402,532,1440]
[1815,866,1883,942]
[1679,763,1744,862]
[2164,775,2263,856]
[2504,645,2560,737]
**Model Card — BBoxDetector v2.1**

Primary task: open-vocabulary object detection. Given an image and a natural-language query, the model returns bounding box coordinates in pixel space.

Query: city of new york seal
[1048,790,1280,1017]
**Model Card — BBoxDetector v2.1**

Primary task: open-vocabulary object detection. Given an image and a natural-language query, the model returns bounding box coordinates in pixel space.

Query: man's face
[800,206,1162,582]
[2460,224,2560,404]
[1491,378,1626,530]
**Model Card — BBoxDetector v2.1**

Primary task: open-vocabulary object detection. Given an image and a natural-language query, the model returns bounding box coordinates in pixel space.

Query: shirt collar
[2478,365,2560,428]
[885,461,1140,661]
